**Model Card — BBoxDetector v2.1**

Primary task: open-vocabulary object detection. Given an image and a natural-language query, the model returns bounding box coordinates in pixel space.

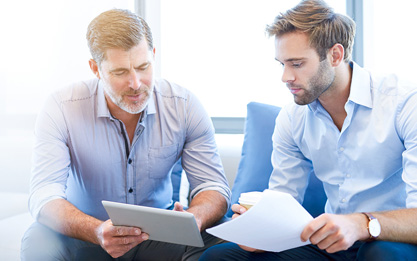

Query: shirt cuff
[29,183,66,220]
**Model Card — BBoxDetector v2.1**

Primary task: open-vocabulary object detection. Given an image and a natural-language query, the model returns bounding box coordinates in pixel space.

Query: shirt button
[128,188,133,193]
[346,174,351,178]
[339,147,345,152]
[341,198,346,203]
[128,159,132,164]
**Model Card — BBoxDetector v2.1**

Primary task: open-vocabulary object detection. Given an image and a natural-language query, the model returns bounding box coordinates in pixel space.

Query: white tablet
[102,200,204,247]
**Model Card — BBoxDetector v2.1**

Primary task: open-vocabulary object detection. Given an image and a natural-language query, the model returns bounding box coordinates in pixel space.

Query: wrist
[361,212,381,241]
[352,212,371,241]
[92,220,106,245]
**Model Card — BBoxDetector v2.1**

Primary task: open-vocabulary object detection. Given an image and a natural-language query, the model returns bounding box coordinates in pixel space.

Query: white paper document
[207,189,314,252]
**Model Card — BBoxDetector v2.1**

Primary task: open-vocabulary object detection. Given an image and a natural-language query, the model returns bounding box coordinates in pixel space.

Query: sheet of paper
[207,189,313,252]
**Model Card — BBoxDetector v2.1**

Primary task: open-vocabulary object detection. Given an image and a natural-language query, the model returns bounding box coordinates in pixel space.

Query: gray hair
[86,9,153,66]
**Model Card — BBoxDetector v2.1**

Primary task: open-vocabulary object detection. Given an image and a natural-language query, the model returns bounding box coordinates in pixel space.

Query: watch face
[369,219,381,237]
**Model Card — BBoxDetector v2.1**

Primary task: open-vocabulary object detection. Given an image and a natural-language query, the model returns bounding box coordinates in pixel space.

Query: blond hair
[266,0,356,62]
[86,9,153,66]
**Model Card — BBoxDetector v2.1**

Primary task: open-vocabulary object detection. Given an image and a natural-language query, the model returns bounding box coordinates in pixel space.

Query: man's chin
[122,107,144,114]
[119,102,148,115]
[294,98,310,106]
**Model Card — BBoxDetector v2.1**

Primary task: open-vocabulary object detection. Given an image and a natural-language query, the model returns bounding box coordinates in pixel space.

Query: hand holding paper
[207,189,313,252]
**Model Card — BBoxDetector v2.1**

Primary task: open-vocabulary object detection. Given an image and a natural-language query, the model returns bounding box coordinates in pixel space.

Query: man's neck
[105,96,141,144]
[318,62,353,131]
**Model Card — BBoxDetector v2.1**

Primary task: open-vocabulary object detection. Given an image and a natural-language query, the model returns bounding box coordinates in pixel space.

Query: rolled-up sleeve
[181,93,231,207]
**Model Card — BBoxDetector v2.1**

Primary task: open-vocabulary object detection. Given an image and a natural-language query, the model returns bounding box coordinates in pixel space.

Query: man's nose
[281,66,295,83]
[129,70,141,90]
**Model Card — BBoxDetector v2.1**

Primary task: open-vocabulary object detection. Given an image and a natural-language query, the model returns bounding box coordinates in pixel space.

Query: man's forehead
[274,33,317,62]
[102,44,153,67]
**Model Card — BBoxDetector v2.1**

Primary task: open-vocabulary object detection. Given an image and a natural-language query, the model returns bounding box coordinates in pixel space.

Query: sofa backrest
[227,102,326,217]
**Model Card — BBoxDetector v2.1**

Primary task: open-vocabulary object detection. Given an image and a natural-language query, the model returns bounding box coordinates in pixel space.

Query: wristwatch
[362,212,381,240]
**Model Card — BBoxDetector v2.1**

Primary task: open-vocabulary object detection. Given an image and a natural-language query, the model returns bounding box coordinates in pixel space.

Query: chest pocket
[148,143,179,179]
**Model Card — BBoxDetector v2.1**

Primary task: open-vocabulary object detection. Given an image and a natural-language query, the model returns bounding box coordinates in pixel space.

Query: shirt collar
[348,61,373,109]
[146,90,156,115]
[97,80,111,118]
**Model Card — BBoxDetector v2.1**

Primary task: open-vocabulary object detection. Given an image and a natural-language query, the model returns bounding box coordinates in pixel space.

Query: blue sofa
[227,102,327,218]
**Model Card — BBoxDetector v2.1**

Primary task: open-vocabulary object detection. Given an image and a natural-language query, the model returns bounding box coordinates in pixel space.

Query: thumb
[173,201,184,212]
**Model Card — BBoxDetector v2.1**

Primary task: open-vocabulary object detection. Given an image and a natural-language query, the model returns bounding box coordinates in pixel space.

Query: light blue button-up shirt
[29,78,231,220]
[269,62,417,214]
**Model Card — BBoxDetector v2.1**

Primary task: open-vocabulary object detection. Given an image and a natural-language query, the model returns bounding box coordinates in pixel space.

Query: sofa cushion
[227,102,326,217]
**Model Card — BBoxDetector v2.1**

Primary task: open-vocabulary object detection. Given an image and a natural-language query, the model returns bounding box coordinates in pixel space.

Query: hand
[95,219,149,258]
[173,201,204,231]
[231,204,247,219]
[301,213,367,253]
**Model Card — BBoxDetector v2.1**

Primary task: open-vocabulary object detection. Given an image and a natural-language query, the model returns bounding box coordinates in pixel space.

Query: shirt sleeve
[396,90,417,208]
[180,92,231,208]
[268,105,315,204]
[29,93,71,219]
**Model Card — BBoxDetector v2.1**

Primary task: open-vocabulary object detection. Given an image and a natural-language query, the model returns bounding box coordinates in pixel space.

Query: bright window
[363,0,417,82]
[0,0,134,116]
[159,0,346,117]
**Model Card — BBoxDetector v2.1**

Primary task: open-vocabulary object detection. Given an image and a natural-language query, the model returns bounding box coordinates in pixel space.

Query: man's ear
[329,43,344,67]
[89,59,101,79]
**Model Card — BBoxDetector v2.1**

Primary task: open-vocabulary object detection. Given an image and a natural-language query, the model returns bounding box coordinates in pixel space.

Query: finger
[112,226,142,237]
[300,214,327,242]
[312,225,342,248]
[141,232,149,241]
[231,204,246,214]
[173,202,184,212]
[314,231,342,250]
[326,240,352,253]
[116,233,148,245]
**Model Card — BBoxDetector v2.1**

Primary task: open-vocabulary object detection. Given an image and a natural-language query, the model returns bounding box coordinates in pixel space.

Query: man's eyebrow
[109,62,150,73]
[276,58,305,63]
[135,62,151,69]
[109,67,128,73]
[134,62,150,69]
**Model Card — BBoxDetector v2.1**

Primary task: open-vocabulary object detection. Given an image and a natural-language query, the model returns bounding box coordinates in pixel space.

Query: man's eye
[292,63,302,68]
[113,71,126,76]
[137,64,150,71]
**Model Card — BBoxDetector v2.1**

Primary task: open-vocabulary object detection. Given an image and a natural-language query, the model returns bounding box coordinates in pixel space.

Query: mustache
[286,83,303,89]
[123,90,147,96]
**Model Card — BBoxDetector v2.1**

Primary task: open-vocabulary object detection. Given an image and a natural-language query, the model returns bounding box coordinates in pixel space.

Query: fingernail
[142,234,149,240]
[135,229,140,235]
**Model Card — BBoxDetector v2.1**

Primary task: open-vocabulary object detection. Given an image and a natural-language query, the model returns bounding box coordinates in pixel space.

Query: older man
[21,9,230,261]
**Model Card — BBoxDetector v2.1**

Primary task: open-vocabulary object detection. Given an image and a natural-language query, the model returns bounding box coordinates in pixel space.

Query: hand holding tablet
[102,201,204,247]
